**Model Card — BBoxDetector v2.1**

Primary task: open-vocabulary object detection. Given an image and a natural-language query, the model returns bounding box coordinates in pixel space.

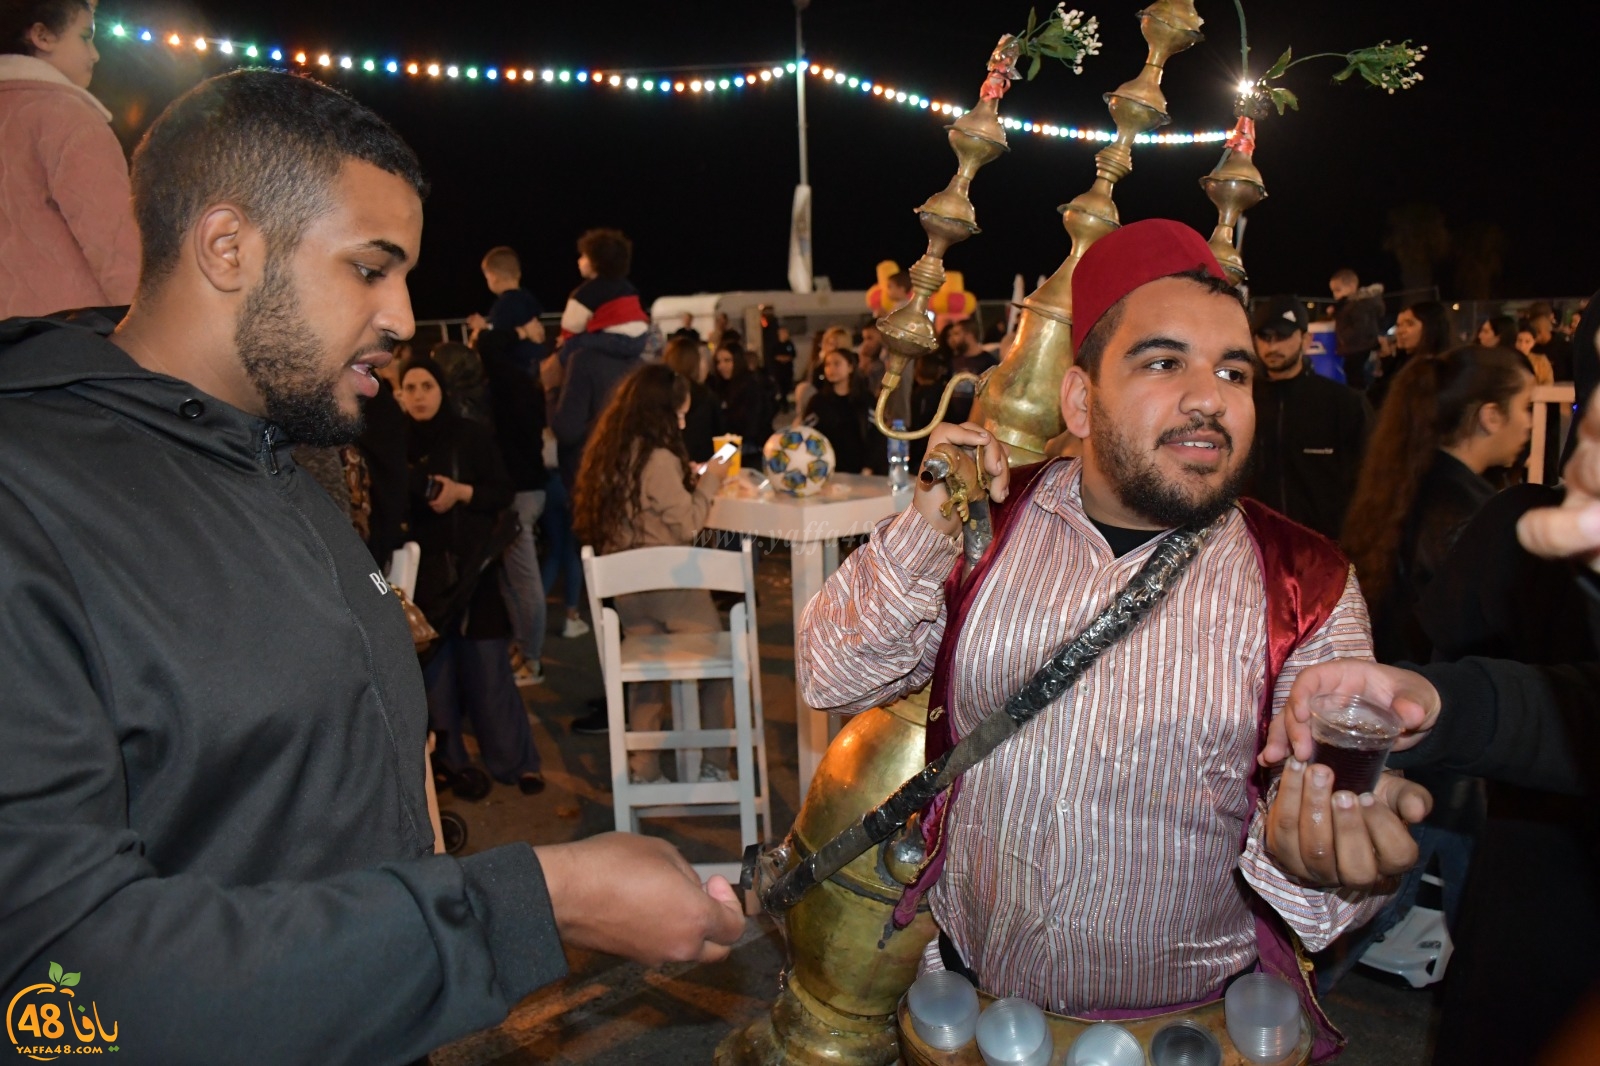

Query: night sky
[90,0,1596,321]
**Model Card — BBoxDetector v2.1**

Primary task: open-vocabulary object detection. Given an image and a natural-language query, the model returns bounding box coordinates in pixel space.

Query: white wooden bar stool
[581,540,770,882]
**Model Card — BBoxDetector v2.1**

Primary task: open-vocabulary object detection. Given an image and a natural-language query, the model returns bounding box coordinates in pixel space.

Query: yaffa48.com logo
[6,962,119,1059]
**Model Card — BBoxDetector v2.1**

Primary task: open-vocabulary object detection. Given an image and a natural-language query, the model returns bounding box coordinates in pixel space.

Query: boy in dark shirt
[467,246,546,375]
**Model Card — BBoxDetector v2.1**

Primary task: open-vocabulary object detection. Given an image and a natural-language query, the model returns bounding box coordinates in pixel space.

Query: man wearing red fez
[798,220,1431,1058]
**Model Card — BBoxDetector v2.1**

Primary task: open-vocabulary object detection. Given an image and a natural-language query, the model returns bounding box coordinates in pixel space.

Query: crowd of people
[4,8,1600,1063]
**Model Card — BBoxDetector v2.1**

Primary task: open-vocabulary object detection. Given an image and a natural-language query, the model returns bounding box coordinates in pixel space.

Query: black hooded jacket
[0,315,564,1064]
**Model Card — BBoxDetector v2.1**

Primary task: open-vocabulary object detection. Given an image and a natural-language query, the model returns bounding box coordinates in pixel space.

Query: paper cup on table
[975,997,1053,1066]
[712,434,742,476]
[1225,973,1302,1064]
[906,970,979,1051]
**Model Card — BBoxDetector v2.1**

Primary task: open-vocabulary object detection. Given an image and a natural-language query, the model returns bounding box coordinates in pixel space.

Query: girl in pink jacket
[0,0,138,317]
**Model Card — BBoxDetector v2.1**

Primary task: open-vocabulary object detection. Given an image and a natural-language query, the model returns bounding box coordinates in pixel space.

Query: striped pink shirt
[798,459,1387,1014]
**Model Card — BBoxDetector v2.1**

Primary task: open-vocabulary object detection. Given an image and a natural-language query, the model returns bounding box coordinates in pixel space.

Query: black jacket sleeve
[459,420,515,514]
[1388,656,1600,797]
[0,482,567,1065]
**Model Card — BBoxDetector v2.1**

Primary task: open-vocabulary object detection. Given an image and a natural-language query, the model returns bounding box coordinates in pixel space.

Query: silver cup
[1225,973,1303,1064]
[1150,1020,1222,1066]
[906,970,980,1051]
[1065,1022,1143,1066]
[976,997,1053,1066]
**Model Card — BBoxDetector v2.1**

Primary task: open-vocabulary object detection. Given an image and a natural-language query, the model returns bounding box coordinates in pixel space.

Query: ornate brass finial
[1199,114,1267,284]
[874,38,1016,435]
[974,1,1204,463]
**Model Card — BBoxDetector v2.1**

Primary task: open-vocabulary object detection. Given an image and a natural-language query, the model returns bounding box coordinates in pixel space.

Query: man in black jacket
[1246,294,1372,540]
[0,70,741,1066]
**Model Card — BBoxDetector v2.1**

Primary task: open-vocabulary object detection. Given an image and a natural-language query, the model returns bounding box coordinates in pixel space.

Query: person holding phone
[571,364,736,783]
[400,358,545,796]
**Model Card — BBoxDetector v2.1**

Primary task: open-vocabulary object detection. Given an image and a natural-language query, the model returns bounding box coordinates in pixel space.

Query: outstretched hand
[1261,659,1440,767]
[1265,762,1432,890]
[534,833,746,966]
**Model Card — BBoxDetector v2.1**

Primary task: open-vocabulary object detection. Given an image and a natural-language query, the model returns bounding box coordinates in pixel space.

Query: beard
[1090,396,1253,529]
[235,257,375,447]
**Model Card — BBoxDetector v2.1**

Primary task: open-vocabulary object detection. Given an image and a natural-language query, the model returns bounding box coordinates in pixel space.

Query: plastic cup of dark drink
[1308,694,1402,794]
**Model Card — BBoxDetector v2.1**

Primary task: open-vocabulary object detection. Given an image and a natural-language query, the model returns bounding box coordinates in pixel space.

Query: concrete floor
[429,547,1439,1065]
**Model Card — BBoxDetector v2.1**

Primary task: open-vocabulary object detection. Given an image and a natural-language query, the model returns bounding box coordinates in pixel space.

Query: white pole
[795,1,810,188]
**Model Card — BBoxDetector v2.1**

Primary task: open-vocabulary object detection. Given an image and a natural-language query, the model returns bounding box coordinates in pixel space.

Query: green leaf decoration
[1331,62,1356,82]
[1269,86,1299,114]
[1027,53,1043,80]
[60,972,80,987]
[1265,47,1293,80]
[1026,6,1038,34]
[49,961,63,983]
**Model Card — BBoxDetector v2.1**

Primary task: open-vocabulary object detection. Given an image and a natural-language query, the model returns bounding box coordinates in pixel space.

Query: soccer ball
[762,426,836,497]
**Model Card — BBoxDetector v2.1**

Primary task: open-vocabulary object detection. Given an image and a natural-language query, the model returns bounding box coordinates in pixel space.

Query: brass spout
[973,1,1204,464]
[875,372,982,442]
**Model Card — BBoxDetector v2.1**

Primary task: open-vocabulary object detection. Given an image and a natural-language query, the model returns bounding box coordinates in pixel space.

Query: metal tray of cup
[897,990,1313,1066]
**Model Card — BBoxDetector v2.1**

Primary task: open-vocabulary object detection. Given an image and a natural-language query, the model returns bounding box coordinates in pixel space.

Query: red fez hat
[1071,219,1226,353]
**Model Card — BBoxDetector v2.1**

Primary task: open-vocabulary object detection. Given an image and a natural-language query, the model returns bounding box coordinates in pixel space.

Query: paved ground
[430,548,1439,1064]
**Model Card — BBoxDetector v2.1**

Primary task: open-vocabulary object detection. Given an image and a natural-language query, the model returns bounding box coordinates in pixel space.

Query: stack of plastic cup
[975,997,1053,1066]
[1225,973,1303,1063]
[1149,1020,1222,1066]
[906,971,980,1051]
[1064,1022,1143,1066]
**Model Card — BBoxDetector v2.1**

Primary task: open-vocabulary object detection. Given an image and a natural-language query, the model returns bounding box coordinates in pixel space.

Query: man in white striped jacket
[798,221,1430,1055]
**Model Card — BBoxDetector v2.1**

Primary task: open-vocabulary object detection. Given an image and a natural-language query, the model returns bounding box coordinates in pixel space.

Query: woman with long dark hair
[1343,345,1535,662]
[400,359,543,795]
[572,364,734,783]
[804,347,879,474]
[1368,299,1455,409]
[662,334,722,462]
[705,338,772,466]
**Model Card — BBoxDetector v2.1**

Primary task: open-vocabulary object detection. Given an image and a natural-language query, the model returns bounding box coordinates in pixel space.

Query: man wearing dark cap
[1247,294,1372,540]
[798,220,1426,1055]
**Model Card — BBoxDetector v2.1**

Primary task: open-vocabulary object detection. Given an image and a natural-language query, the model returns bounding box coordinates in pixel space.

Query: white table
[707,473,909,799]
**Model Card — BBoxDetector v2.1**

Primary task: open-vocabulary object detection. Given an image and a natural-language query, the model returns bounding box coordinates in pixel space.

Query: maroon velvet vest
[894,459,1352,1062]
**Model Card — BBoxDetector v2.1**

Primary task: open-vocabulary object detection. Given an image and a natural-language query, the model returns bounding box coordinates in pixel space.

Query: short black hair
[577,228,633,279]
[1075,267,1244,380]
[129,69,428,291]
[0,0,92,55]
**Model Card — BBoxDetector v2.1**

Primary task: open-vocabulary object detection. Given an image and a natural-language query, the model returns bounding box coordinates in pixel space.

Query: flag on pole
[788,183,813,294]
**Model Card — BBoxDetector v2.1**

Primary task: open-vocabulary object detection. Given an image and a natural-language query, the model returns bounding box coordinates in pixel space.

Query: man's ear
[1062,364,1092,438]
[191,205,262,295]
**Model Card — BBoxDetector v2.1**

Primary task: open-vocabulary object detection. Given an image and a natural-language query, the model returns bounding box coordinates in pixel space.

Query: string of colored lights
[102,21,1231,146]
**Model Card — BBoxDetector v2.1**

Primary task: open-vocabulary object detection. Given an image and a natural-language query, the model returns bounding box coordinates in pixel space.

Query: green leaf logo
[48,961,63,984]
[60,972,80,987]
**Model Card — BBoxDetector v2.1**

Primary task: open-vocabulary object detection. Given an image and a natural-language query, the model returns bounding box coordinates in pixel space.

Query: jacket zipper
[261,426,281,475]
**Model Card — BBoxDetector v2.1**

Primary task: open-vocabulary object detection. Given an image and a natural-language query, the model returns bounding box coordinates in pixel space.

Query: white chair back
[580,539,768,882]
